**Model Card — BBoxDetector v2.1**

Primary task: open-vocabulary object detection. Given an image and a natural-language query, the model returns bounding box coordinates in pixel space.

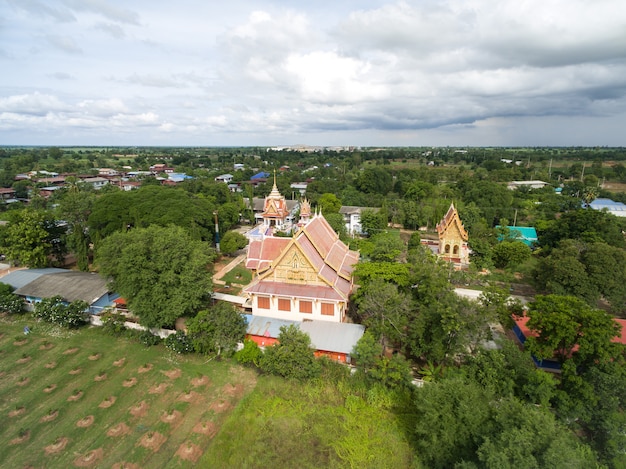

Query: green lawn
[0,316,256,468]
[1,315,416,468]
[203,376,417,468]
[220,264,253,286]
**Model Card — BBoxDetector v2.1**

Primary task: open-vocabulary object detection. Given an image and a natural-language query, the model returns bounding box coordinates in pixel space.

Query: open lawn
[1,315,417,468]
[0,316,256,468]
[203,375,417,468]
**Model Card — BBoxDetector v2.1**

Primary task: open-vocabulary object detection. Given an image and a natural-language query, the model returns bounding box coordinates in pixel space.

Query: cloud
[0,92,70,115]
[45,34,83,54]
[48,72,75,80]
[6,0,76,23]
[94,22,126,39]
[62,0,140,25]
[121,74,187,89]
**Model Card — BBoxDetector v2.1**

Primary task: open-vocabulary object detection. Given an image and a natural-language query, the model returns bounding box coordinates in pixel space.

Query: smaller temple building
[422,203,470,267]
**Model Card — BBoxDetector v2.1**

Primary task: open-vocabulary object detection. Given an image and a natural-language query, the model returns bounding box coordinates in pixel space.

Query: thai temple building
[244,185,359,323]
[421,203,470,267]
[435,203,470,266]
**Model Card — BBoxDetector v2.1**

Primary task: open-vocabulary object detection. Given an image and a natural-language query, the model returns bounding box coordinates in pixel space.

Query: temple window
[321,302,334,316]
[299,300,312,313]
[257,296,270,309]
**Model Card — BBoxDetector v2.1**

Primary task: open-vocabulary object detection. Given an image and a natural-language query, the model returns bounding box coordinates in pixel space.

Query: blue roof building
[496,226,538,247]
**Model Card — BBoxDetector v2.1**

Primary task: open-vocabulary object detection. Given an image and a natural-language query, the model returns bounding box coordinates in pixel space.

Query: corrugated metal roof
[300,321,365,354]
[15,271,109,304]
[245,314,299,338]
[0,268,67,290]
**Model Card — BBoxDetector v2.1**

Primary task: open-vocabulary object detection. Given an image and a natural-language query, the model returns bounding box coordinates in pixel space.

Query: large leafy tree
[186,303,247,357]
[539,209,626,250]
[354,278,413,351]
[96,225,215,328]
[57,182,96,271]
[88,186,217,243]
[525,294,621,367]
[219,230,248,256]
[0,208,65,267]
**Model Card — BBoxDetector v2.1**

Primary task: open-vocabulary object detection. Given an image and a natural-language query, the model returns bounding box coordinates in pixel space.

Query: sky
[1,0,626,147]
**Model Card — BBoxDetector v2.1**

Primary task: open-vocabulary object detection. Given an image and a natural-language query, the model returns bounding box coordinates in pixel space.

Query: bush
[101,312,126,336]
[164,331,193,354]
[235,339,263,367]
[0,282,24,314]
[139,330,161,346]
[33,296,88,328]
[259,325,320,381]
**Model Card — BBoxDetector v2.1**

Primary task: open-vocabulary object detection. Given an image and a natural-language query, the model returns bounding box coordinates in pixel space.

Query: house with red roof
[512,314,626,371]
[244,212,359,323]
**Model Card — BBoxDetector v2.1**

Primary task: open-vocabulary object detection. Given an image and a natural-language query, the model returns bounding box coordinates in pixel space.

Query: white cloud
[1,0,626,145]
[45,34,83,54]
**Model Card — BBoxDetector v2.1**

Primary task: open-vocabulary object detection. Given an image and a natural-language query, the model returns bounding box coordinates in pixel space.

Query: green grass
[1,315,417,468]
[0,316,256,468]
[202,376,417,468]
[220,264,252,286]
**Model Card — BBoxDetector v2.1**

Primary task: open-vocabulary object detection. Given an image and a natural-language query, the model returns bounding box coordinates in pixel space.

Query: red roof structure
[244,213,359,322]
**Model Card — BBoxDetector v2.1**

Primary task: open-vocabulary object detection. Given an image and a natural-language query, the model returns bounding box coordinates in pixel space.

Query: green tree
[260,325,320,380]
[359,209,386,235]
[354,262,410,287]
[351,331,383,373]
[57,184,96,271]
[317,193,342,214]
[491,240,532,268]
[235,339,263,367]
[0,209,59,267]
[354,278,413,351]
[186,303,246,357]
[368,232,404,262]
[95,225,215,328]
[220,230,248,256]
[476,397,598,468]
[525,295,621,367]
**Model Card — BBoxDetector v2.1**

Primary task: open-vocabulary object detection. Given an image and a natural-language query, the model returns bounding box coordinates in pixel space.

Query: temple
[244,186,359,323]
[435,203,470,266]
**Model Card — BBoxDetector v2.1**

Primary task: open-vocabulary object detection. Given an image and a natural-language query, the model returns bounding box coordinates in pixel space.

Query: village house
[1,268,119,314]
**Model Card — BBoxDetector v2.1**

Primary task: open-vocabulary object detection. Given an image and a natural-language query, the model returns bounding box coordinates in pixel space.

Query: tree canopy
[96,225,215,328]
[186,303,247,357]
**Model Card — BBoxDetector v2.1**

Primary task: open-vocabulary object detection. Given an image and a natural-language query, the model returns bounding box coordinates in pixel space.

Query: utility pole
[214,211,220,253]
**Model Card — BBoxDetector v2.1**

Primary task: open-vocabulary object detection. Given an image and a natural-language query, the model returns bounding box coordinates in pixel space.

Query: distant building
[339,206,379,236]
[496,226,538,247]
[507,180,549,190]
[589,198,626,217]
[215,174,234,183]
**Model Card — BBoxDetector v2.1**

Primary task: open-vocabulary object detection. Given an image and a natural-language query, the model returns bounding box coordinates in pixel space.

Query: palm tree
[582,186,599,207]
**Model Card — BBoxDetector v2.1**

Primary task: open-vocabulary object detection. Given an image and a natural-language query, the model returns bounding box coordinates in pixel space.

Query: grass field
[0,316,256,468]
[1,315,417,468]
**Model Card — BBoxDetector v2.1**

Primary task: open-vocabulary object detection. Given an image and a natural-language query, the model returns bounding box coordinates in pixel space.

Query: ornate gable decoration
[436,203,468,242]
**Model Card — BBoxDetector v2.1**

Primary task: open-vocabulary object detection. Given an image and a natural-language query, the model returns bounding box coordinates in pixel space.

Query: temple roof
[436,203,468,241]
[244,214,359,301]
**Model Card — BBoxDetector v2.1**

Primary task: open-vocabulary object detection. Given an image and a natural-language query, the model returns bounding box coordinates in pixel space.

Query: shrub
[101,312,126,336]
[164,331,193,354]
[234,339,262,367]
[139,330,161,346]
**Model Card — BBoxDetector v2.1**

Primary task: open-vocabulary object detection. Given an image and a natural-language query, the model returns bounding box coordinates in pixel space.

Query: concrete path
[213,253,247,284]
